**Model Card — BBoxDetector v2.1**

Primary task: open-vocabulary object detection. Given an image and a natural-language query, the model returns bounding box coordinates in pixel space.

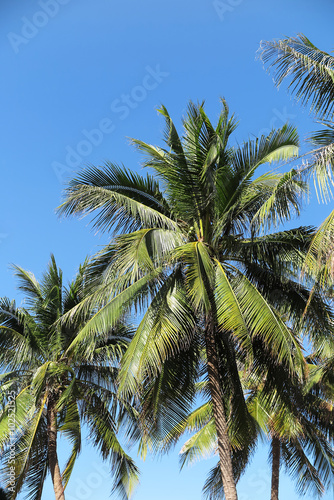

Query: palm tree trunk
[205,322,238,500]
[47,398,65,500]
[270,436,280,500]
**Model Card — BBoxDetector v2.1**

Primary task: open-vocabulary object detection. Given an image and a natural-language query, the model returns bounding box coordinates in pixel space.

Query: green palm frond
[0,387,34,449]
[0,326,33,372]
[219,124,299,215]
[82,395,140,500]
[180,419,217,468]
[214,262,251,353]
[233,124,299,174]
[259,34,334,120]
[229,266,304,372]
[59,401,81,488]
[303,208,334,283]
[110,228,184,281]
[250,169,307,231]
[57,163,176,234]
[281,440,324,497]
[65,269,161,359]
[10,267,43,306]
[305,142,334,204]
[0,393,48,499]
[202,463,225,500]
[259,34,334,210]
[155,401,213,455]
[173,242,214,312]
[119,269,196,396]
[140,343,201,455]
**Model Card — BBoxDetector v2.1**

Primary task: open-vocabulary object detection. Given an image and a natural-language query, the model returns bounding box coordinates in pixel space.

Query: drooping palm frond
[80,394,139,500]
[280,438,325,498]
[217,124,299,207]
[225,266,304,374]
[139,336,202,457]
[301,143,334,205]
[203,463,225,500]
[58,401,81,489]
[119,268,197,396]
[109,228,185,282]
[303,209,334,284]
[172,241,215,313]
[10,267,43,306]
[1,392,48,500]
[307,123,334,202]
[250,169,307,231]
[259,34,334,120]
[57,163,176,234]
[180,419,217,468]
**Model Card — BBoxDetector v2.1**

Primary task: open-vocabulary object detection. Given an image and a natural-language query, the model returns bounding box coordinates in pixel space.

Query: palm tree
[169,359,334,500]
[259,34,334,283]
[0,256,139,500]
[58,100,329,499]
[252,358,334,500]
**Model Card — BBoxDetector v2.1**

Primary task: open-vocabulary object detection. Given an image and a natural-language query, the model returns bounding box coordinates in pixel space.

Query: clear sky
[1,0,334,499]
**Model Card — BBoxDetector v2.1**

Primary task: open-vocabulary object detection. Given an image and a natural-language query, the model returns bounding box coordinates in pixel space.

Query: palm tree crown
[0,256,139,500]
[58,100,333,499]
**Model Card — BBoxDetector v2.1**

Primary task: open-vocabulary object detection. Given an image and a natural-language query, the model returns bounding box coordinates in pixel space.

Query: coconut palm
[169,359,334,500]
[0,256,139,500]
[259,34,334,283]
[57,100,329,499]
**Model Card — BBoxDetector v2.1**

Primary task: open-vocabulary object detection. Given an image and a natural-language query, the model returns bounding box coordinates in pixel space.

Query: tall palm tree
[178,369,334,500]
[58,100,328,499]
[259,34,334,283]
[253,356,334,500]
[0,256,139,500]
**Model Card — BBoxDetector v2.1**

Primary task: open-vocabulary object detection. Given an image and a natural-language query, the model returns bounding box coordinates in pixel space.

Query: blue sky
[1,0,334,499]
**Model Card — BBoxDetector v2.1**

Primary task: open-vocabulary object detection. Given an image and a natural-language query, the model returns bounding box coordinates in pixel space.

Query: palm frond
[303,208,334,283]
[65,270,161,359]
[82,396,139,500]
[173,242,214,312]
[259,34,334,120]
[57,163,176,234]
[179,419,217,468]
[10,267,43,306]
[229,266,304,373]
[59,401,81,488]
[250,169,307,231]
[119,269,196,396]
